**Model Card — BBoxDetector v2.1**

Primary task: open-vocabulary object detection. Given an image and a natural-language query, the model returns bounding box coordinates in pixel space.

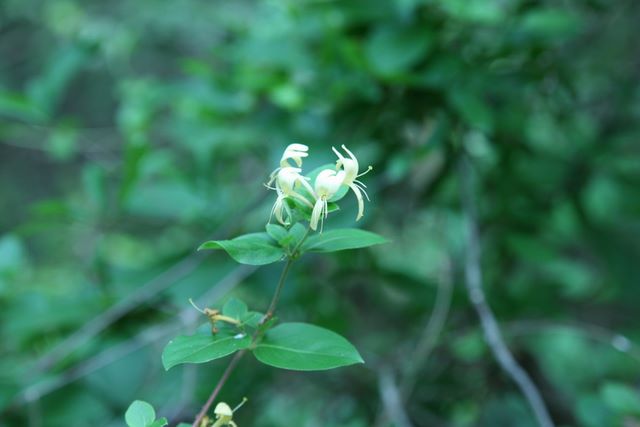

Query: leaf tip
[197,241,221,251]
[161,346,173,371]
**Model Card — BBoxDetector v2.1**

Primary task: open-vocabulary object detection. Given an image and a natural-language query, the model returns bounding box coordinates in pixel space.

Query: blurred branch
[26,399,41,427]
[374,259,453,427]
[12,265,256,406]
[160,364,198,421]
[505,319,640,364]
[33,193,268,374]
[459,156,555,427]
[401,259,453,397]
[377,368,414,427]
[34,253,206,373]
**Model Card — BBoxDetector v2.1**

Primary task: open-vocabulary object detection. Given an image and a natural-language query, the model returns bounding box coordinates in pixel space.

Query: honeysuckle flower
[267,166,315,225]
[332,144,372,221]
[280,143,309,168]
[212,397,247,427]
[310,168,345,231]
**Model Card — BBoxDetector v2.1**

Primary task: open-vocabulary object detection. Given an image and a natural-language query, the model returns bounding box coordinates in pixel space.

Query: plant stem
[263,258,293,321]
[459,157,554,427]
[191,350,246,427]
[191,227,310,426]
[262,226,309,322]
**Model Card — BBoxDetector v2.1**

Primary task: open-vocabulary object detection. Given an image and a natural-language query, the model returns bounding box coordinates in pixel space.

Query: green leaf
[222,298,248,320]
[601,382,640,416]
[266,224,288,243]
[449,89,494,133]
[287,223,308,248]
[125,400,156,427]
[254,323,364,371]
[268,223,314,251]
[241,311,263,328]
[198,232,284,265]
[365,24,433,76]
[0,90,47,123]
[148,419,168,427]
[302,229,388,253]
[162,332,251,370]
[176,424,192,427]
[520,9,582,39]
[439,0,506,24]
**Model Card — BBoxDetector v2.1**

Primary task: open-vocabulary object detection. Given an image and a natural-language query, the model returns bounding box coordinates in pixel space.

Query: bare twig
[459,156,554,427]
[377,368,414,427]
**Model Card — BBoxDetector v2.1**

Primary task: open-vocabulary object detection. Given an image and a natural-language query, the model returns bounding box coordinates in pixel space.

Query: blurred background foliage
[1,0,640,426]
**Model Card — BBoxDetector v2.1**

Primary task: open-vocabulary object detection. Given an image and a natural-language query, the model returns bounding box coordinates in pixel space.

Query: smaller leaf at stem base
[125,401,156,427]
[266,224,288,243]
[222,298,248,320]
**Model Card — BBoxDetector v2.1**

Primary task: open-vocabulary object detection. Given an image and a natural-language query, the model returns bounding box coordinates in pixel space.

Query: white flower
[332,144,371,221]
[268,166,315,225]
[280,143,309,168]
[310,169,345,231]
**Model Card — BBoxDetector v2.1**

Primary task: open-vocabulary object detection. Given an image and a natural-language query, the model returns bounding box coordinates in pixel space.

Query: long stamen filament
[232,397,248,412]
[357,165,373,177]
[355,182,370,201]
[189,298,206,314]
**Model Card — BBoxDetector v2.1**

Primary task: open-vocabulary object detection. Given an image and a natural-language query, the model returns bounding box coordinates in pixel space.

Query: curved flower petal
[349,183,365,221]
[280,143,309,168]
[332,145,359,185]
[310,198,325,231]
[273,195,287,225]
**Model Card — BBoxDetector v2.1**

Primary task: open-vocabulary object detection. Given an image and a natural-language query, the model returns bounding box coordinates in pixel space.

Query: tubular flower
[310,169,345,231]
[280,143,309,168]
[268,167,315,225]
[332,144,372,221]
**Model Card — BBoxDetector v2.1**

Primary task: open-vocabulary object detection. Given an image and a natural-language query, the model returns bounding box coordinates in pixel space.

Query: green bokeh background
[1,0,640,426]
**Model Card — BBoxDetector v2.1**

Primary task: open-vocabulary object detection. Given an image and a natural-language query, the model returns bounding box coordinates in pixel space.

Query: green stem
[191,350,245,427]
[191,227,311,425]
[263,226,310,321]
[263,258,293,321]
[191,226,312,425]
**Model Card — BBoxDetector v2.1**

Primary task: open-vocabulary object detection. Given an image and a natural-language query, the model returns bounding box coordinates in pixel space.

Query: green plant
[124,144,386,426]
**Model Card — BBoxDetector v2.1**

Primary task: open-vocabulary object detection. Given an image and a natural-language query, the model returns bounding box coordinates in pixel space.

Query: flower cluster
[266,144,371,231]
